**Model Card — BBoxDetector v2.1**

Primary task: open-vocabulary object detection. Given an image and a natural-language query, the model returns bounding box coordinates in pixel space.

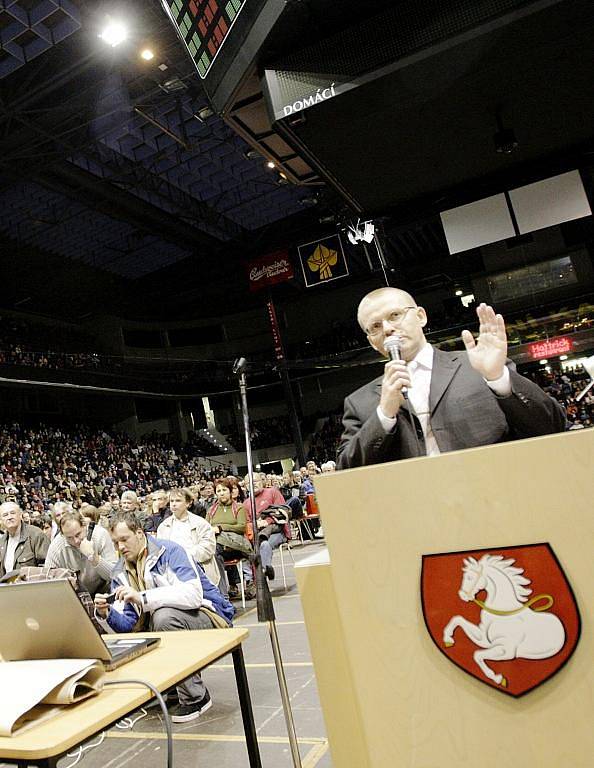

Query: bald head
[357,286,427,362]
[357,287,416,330]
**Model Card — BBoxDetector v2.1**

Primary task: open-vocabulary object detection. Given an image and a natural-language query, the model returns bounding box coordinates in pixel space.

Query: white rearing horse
[442,554,565,687]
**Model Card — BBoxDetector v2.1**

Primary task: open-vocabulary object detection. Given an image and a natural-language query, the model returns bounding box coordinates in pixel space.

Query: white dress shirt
[377,343,512,456]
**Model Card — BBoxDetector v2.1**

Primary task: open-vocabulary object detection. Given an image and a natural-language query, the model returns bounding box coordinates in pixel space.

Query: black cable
[103,679,174,768]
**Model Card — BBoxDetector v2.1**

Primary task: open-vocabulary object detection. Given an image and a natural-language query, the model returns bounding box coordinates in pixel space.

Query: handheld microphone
[384,335,408,398]
[86,521,96,541]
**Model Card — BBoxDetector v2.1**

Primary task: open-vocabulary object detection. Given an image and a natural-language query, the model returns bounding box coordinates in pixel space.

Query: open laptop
[0,580,160,670]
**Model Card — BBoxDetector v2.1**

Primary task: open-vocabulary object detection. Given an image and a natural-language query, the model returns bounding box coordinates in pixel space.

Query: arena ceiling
[0,0,593,322]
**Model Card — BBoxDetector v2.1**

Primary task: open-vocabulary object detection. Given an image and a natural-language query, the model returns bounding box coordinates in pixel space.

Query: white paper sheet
[0,658,104,736]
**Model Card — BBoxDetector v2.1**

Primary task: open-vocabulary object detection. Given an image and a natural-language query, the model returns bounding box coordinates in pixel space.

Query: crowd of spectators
[0,423,233,514]
[531,364,593,429]
[1,361,592,519]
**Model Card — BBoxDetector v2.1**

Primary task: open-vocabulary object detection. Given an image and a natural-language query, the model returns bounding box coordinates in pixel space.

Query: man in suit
[337,287,567,469]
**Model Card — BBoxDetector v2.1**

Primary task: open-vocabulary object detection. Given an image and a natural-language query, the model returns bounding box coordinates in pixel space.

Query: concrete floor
[7,542,333,768]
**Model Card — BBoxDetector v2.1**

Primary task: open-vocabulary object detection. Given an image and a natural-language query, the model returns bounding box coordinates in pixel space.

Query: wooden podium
[295,430,593,767]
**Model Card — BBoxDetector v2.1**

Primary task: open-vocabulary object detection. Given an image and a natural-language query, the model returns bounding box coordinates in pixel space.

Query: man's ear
[417,307,428,328]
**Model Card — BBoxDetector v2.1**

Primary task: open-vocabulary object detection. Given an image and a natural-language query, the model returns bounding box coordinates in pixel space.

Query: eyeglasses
[365,306,417,337]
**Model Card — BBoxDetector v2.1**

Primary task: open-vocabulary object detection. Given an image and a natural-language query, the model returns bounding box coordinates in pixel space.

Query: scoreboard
[161,0,247,79]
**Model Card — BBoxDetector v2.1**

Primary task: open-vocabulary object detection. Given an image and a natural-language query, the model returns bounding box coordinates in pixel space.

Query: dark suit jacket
[337,348,567,469]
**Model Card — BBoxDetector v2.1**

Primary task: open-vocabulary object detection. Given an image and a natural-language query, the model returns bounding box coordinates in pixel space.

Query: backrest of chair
[305,493,319,517]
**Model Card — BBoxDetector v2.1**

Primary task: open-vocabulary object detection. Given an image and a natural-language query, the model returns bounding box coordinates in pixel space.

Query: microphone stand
[233,358,303,768]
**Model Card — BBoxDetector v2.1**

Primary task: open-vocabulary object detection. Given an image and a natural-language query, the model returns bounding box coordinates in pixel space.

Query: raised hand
[461,303,507,381]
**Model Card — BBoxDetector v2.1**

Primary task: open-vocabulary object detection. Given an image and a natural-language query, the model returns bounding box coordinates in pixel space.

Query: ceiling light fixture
[140,48,154,61]
[347,219,375,245]
[266,161,276,169]
[99,19,128,47]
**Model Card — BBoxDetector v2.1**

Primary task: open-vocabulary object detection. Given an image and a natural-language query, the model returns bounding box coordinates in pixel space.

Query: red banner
[528,337,573,360]
[266,300,285,361]
[247,250,293,292]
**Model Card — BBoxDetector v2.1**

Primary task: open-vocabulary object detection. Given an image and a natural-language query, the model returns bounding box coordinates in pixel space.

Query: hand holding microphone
[80,521,96,561]
[379,335,411,418]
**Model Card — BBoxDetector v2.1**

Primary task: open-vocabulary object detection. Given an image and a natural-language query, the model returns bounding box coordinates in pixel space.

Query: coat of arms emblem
[421,543,580,697]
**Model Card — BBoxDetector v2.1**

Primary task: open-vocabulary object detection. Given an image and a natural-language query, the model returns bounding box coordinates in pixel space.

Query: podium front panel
[312,430,593,767]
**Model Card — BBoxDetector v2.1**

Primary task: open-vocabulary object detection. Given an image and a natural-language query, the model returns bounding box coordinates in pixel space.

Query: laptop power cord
[63,732,106,768]
[104,679,174,768]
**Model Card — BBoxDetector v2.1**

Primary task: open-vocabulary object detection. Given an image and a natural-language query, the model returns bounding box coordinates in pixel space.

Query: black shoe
[170,691,212,723]
[264,565,275,580]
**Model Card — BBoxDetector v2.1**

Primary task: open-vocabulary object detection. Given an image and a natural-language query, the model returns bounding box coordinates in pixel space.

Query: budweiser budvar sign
[247,250,294,291]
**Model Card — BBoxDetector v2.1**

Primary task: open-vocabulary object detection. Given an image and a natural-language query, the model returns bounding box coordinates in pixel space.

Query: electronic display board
[161,0,247,79]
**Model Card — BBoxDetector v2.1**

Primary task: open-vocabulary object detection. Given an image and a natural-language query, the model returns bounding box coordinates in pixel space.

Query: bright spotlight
[140,48,154,61]
[99,20,128,47]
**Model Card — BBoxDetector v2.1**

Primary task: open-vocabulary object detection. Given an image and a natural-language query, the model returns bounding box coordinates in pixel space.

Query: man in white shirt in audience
[157,488,220,589]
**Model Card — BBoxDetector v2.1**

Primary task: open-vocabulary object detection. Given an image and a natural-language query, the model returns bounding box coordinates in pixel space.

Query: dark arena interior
[0,1,593,767]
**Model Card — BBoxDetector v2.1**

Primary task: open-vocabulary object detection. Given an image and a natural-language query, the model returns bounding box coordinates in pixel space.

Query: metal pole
[233,358,303,768]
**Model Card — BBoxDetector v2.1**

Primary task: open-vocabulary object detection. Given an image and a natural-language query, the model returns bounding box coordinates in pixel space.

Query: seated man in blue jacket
[94,511,233,723]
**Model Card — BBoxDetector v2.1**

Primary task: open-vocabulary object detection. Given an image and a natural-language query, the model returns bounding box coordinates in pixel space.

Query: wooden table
[0,628,260,768]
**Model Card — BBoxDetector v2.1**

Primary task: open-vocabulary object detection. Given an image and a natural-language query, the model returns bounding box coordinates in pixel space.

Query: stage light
[347,220,375,245]
[266,161,276,169]
[140,48,154,61]
[99,20,128,47]
[539,359,548,365]
[560,355,568,361]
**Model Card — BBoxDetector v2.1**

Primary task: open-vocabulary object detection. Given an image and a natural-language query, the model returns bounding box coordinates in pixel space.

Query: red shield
[421,543,580,697]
